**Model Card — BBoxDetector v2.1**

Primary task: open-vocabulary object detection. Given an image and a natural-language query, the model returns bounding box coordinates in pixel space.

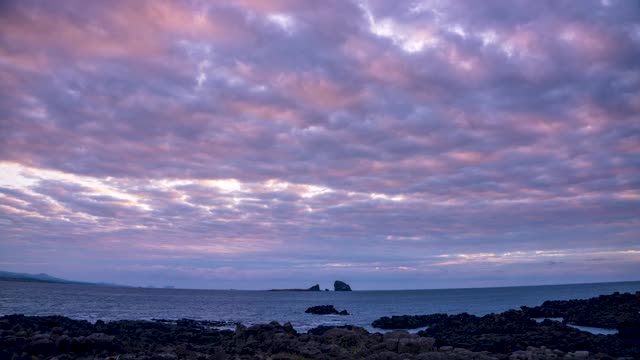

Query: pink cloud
[0,0,638,288]
[0,1,253,61]
[275,71,366,110]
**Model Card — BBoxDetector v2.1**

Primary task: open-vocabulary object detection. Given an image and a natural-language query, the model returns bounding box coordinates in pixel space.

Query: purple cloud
[0,0,638,288]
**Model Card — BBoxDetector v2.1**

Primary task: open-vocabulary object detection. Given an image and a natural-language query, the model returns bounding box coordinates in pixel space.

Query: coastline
[1,291,638,359]
[0,314,623,360]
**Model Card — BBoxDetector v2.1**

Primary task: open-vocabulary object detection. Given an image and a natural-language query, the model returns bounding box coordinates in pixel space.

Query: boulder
[85,332,118,351]
[307,284,321,291]
[307,325,364,336]
[383,330,414,342]
[372,313,449,329]
[573,350,589,358]
[334,280,352,291]
[398,337,435,354]
[27,337,55,356]
[382,330,414,352]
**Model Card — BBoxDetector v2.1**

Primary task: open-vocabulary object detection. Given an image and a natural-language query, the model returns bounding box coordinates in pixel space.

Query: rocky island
[333,280,352,291]
[269,281,353,292]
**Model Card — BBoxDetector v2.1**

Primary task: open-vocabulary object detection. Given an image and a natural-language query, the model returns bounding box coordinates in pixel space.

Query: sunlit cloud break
[0,0,638,289]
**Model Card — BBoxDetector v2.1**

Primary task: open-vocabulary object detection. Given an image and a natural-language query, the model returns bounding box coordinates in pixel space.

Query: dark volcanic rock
[520,291,640,334]
[370,290,640,358]
[152,318,235,328]
[307,324,365,336]
[4,291,638,359]
[372,313,449,329]
[269,284,323,291]
[415,310,640,358]
[0,313,622,359]
[305,305,349,315]
[334,280,352,291]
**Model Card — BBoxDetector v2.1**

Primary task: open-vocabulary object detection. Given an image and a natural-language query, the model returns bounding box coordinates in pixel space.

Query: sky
[0,0,639,290]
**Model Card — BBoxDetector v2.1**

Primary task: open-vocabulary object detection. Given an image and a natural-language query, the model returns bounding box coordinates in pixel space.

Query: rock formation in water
[305,305,349,315]
[333,280,352,291]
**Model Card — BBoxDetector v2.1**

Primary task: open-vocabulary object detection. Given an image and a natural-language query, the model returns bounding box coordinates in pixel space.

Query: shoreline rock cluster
[371,291,640,359]
[1,291,638,359]
[0,315,612,360]
[520,291,640,338]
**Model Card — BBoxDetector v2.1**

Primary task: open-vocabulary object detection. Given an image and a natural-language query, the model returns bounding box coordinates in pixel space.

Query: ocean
[1,280,638,333]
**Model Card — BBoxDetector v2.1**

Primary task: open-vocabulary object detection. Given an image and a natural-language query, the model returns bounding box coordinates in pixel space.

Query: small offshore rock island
[268,280,352,292]
[305,305,350,316]
[333,280,352,291]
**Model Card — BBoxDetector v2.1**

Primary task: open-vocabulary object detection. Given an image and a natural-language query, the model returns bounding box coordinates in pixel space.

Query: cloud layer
[1,0,639,289]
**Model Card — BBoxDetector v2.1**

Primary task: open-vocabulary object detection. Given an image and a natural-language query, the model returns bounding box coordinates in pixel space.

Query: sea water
[1,281,638,333]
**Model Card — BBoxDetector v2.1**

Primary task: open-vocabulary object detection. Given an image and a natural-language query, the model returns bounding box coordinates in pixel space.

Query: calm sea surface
[1,281,638,332]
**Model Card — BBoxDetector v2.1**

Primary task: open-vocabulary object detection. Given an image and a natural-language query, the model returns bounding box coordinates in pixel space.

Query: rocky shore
[520,291,640,338]
[0,314,617,360]
[1,291,638,359]
[371,291,640,359]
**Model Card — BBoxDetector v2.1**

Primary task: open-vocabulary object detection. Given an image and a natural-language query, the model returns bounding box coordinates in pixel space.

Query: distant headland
[0,270,122,287]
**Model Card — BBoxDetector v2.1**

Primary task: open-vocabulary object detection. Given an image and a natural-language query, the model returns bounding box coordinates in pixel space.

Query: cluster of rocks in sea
[268,280,351,292]
[305,305,349,316]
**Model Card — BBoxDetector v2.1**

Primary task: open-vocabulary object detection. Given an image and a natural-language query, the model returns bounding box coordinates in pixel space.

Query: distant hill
[0,271,120,287]
[268,284,322,292]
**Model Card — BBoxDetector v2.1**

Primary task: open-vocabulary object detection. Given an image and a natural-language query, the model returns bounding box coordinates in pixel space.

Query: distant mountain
[0,270,120,286]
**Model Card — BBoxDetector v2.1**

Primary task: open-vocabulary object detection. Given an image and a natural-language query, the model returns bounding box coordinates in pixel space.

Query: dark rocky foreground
[416,311,639,357]
[2,291,639,359]
[520,291,640,338]
[371,311,639,358]
[372,291,640,359]
[0,314,630,360]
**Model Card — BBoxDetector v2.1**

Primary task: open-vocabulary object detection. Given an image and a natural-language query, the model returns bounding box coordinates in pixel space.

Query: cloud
[0,0,638,288]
